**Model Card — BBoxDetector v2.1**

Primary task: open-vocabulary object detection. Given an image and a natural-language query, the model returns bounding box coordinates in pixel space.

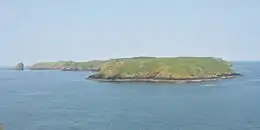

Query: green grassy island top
[88,57,241,81]
[30,60,103,71]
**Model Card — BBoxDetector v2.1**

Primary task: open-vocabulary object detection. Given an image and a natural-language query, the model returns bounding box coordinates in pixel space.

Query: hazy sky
[1,0,260,65]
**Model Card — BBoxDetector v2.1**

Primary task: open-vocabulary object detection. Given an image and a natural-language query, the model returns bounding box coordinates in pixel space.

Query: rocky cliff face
[15,62,24,71]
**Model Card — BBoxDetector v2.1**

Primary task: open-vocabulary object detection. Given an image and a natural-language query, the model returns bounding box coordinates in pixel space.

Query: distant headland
[30,60,103,71]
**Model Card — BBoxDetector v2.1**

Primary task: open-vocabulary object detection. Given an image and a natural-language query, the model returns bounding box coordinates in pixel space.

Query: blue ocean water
[0,62,260,130]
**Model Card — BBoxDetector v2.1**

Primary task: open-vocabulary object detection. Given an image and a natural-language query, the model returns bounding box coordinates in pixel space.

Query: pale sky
[1,0,260,66]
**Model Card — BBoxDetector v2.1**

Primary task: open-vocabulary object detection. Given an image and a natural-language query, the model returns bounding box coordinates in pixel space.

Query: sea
[0,62,260,130]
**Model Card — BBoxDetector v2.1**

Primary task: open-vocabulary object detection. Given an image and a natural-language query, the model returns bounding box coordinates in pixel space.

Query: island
[87,57,242,83]
[30,60,103,71]
[15,62,24,71]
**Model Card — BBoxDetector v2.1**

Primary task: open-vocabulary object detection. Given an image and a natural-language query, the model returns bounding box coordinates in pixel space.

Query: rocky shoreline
[87,73,242,83]
[61,67,100,71]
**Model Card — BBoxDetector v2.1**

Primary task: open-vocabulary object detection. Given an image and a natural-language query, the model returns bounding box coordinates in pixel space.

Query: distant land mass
[87,57,242,83]
[30,60,103,71]
[28,56,242,83]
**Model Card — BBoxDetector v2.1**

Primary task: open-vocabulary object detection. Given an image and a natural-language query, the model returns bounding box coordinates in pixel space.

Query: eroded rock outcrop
[15,62,24,71]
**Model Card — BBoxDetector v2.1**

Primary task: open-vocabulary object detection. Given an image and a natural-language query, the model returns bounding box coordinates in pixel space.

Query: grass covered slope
[88,57,241,82]
[30,60,103,71]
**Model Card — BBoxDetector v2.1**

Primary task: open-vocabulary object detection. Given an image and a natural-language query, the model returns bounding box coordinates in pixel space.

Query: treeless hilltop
[88,57,241,83]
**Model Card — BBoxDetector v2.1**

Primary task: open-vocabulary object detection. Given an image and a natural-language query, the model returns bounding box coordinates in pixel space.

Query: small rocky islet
[29,57,242,83]
[15,62,24,71]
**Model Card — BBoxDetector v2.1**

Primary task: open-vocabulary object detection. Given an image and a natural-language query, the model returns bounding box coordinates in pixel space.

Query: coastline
[87,74,242,83]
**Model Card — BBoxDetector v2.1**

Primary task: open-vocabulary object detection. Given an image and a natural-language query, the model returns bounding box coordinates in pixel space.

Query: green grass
[31,60,103,70]
[95,57,234,79]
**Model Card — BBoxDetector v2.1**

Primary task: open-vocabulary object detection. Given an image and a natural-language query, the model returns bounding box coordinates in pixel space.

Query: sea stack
[15,62,24,71]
